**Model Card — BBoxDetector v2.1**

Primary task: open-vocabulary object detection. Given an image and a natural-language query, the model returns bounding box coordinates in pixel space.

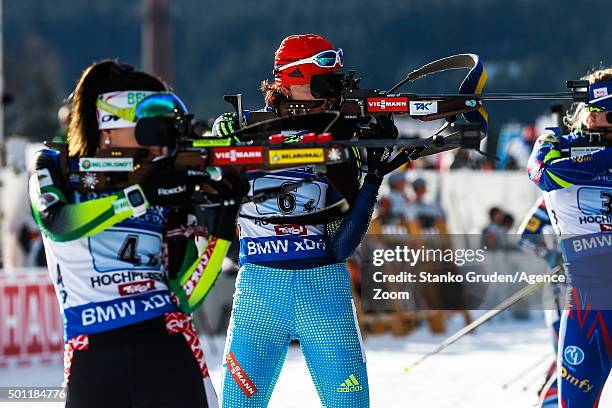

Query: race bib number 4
[89,229,162,272]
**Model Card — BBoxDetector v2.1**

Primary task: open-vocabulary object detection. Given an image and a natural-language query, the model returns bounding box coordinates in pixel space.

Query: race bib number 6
[253,176,324,216]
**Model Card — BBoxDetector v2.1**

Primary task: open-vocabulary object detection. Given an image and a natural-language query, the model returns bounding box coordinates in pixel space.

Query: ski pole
[521,359,553,393]
[404,265,562,373]
[521,364,550,393]
[502,354,551,389]
[197,310,220,356]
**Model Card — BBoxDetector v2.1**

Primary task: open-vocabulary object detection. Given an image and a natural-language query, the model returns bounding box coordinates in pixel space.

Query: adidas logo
[288,68,304,78]
[337,374,363,393]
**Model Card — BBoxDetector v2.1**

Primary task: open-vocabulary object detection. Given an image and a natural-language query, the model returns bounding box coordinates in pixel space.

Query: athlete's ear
[99,129,112,148]
[280,86,291,98]
[585,112,595,128]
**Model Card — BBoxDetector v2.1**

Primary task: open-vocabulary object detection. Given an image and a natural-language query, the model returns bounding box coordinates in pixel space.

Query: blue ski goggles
[96,92,188,123]
[135,92,189,120]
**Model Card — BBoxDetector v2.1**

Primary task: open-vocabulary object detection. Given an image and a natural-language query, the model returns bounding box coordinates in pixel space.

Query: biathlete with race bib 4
[29,60,241,408]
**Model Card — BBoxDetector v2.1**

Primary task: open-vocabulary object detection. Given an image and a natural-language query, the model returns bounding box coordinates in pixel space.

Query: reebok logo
[288,68,304,78]
[337,374,363,393]
[157,185,187,196]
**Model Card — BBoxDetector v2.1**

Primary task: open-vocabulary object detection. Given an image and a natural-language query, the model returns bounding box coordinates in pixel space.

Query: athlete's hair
[67,60,167,157]
[260,79,288,111]
[564,67,612,132]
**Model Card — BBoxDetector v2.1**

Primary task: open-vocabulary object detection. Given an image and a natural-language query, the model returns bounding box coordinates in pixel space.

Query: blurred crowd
[349,167,531,336]
[481,206,515,249]
[496,123,539,170]
[371,174,446,235]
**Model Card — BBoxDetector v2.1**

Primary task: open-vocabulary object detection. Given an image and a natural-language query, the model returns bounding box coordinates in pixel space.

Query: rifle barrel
[405,92,579,101]
[335,139,434,148]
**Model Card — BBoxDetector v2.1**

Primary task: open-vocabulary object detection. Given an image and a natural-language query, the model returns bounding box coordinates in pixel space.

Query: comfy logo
[560,366,594,393]
[563,345,585,366]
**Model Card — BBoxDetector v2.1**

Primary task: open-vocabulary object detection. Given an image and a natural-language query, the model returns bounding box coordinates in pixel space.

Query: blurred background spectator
[374,173,411,234]
[481,207,505,248]
[405,177,447,235]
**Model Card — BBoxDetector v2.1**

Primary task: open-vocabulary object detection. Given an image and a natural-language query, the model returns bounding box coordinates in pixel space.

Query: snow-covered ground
[1,312,611,407]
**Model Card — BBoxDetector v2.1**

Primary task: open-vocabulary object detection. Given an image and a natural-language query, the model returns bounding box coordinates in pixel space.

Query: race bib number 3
[577,187,612,216]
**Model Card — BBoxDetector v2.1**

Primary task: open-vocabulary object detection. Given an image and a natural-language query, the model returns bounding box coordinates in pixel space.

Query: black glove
[362,116,426,183]
[140,158,198,208]
[365,147,391,185]
[206,167,250,240]
[362,115,398,184]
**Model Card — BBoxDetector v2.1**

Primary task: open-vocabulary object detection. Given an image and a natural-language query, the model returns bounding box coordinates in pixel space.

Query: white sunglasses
[276,49,344,72]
